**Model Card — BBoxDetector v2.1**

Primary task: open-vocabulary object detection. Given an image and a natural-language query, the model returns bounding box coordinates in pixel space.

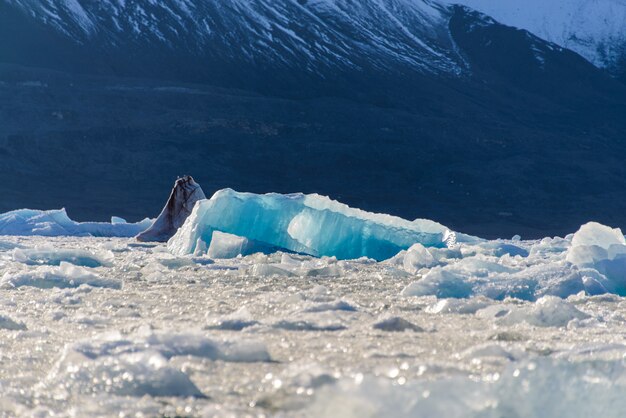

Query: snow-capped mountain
[2,0,469,77]
[2,0,626,237]
[450,0,626,77]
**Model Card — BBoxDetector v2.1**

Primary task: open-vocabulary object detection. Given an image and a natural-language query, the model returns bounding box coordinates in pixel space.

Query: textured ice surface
[0,208,151,237]
[307,358,626,418]
[564,222,626,296]
[1,262,121,289]
[168,189,461,261]
[12,246,114,267]
[41,327,270,399]
[2,220,626,416]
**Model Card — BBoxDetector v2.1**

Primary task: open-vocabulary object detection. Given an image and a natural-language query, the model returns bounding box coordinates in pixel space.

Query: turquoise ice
[168,189,459,261]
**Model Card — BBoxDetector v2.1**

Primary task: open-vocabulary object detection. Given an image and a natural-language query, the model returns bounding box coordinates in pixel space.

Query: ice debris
[0,208,151,237]
[567,222,626,294]
[1,262,120,289]
[12,247,114,267]
[478,296,591,327]
[43,328,272,398]
[372,316,424,332]
[0,314,27,331]
[168,189,464,261]
[207,231,280,259]
[402,269,473,299]
[272,320,347,332]
[307,359,626,418]
[136,176,206,242]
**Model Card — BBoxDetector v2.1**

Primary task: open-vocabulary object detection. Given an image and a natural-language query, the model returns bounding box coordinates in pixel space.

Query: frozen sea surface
[2,227,626,416]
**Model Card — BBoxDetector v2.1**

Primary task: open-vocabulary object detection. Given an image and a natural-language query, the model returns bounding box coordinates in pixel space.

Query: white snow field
[449,0,626,74]
[3,193,626,416]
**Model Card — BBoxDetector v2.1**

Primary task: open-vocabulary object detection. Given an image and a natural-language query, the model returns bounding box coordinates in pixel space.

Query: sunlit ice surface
[2,227,626,416]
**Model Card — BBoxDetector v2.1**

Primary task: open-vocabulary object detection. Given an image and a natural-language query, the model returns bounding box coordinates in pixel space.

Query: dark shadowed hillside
[1,1,626,238]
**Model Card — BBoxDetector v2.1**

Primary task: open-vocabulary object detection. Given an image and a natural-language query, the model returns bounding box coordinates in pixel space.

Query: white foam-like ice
[1,262,120,289]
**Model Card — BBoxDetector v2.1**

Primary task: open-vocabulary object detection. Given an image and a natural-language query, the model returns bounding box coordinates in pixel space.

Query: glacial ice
[307,358,626,418]
[5,194,626,415]
[46,350,206,398]
[1,262,120,289]
[69,328,271,363]
[0,208,152,237]
[1,229,626,416]
[567,222,626,294]
[402,269,473,299]
[0,314,27,331]
[42,328,272,399]
[168,189,462,261]
[402,243,438,273]
[372,316,424,332]
[477,296,591,327]
[207,231,279,259]
[12,247,114,267]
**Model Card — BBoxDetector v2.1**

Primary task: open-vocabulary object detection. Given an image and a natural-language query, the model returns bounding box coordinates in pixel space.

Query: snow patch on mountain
[4,0,471,74]
[449,0,626,73]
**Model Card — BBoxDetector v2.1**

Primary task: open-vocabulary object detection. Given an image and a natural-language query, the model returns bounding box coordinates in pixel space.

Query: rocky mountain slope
[451,0,626,79]
[1,0,626,238]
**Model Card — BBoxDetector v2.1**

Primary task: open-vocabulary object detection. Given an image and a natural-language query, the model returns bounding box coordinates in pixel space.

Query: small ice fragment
[402,269,472,299]
[272,320,346,331]
[45,349,205,398]
[497,296,591,327]
[571,222,626,248]
[567,222,626,294]
[302,300,357,313]
[403,243,437,274]
[205,319,259,331]
[425,298,490,314]
[0,314,26,331]
[12,247,114,268]
[372,316,424,332]
[249,264,295,277]
[206,231,278,259]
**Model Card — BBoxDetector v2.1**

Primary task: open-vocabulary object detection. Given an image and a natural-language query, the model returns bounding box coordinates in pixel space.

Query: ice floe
[0,208,151,237]
[12,246,114,267]
[42,328,271,399]
[1,262,120,289]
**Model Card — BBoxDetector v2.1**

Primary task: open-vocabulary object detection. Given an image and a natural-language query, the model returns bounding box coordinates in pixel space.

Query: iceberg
[168,189,461,261]
[0,208,152,238]
[136,176,206,242]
